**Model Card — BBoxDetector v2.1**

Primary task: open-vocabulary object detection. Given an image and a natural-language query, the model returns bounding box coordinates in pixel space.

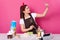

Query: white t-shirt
[20,13,37,24]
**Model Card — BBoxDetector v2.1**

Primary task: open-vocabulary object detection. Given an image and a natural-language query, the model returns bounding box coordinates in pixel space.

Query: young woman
[20,3,48,40]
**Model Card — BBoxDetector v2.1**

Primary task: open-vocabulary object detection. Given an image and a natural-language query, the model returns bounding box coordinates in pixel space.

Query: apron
[23,13,38,34]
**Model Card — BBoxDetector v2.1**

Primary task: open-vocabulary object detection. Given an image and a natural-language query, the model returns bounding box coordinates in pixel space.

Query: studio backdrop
[0,0,60,34]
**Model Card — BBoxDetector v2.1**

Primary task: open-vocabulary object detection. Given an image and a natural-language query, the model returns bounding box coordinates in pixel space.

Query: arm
[36,3,48,17]
[20,24,34,32]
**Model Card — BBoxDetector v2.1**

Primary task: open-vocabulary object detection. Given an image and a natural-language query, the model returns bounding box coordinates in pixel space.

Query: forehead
[25,6,29,8]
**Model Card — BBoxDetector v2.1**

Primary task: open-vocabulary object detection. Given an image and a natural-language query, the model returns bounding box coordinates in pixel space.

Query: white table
[0,33,60,40]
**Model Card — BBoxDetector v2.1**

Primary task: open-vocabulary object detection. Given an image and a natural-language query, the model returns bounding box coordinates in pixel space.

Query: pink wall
[0,0,60,34]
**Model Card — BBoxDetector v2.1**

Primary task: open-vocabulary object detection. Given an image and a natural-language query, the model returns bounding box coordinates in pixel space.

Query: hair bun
[23,3,24,6]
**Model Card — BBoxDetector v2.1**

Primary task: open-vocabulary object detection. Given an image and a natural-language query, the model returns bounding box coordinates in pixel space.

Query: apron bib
[23,13,38,34]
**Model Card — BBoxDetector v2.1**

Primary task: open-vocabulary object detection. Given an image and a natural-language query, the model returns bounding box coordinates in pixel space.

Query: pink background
[0,0,60,34]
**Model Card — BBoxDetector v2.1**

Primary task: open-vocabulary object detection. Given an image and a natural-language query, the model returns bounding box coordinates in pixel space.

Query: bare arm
[20,24,34,32]
[36,3,48,17]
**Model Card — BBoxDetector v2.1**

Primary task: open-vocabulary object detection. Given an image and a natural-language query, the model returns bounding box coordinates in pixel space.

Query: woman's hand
[29,25,34,30]
[45,3,48,8]
[38,27,40,31]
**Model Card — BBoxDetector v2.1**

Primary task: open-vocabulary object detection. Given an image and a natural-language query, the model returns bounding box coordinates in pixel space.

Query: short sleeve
[31,13,37,19]
[19,19,24,24]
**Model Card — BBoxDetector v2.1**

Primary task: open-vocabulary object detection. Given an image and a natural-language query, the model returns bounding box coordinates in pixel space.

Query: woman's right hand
[29,25,34,30]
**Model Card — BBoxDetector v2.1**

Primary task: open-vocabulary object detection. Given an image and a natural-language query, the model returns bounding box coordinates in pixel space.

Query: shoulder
[20,18,24,21]
[20,18,24,24]
[31,13,37,18]
[31,13,36,15]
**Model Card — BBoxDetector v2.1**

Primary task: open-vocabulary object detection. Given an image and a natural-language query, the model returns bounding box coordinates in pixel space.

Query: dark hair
[20,5,27,18]
[20,4,38,30]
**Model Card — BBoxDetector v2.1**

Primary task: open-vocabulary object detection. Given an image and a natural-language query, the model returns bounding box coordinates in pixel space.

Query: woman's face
[23,6,30,14]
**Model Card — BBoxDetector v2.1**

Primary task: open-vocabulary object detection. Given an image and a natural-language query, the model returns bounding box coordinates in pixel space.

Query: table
[0,33,59,40]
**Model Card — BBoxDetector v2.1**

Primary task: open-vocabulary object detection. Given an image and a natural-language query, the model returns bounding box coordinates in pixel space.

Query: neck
[24,13,29,17]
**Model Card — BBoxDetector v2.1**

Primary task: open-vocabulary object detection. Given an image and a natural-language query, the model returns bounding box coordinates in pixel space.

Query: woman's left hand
[37,27,41,31]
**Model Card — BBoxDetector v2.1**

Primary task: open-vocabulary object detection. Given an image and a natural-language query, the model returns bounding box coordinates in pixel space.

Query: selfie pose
[20,3,49,40]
